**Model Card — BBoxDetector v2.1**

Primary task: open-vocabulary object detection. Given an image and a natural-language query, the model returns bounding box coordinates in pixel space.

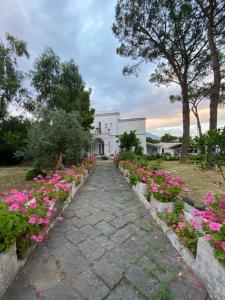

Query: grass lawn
[0,165,35,193]
[161,161,225,207]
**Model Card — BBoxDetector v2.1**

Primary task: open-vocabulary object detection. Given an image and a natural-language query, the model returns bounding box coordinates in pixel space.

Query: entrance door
[98,143,104,155]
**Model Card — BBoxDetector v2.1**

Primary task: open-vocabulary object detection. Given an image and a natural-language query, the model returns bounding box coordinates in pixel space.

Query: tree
[16,110,91,169]
[160,133,179,143]
[113,0,209,162]
[195,0,225,132]
[31,48,94,130]
[146,137,159,144]
[193,128,225,183]
[0,116,31,165]
[0,33,29,119]
[117,130,143,154]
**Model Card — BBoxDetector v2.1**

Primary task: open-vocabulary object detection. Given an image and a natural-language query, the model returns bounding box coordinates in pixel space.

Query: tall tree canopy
[113,0,210,162]
[195,0,225,132]
[31,47,94,130]
[0,33,29,119]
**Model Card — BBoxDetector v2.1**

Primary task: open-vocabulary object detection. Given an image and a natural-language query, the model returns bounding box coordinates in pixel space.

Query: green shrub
[102,155,109,160]
[0,202,27,252]
[25,169,46,181]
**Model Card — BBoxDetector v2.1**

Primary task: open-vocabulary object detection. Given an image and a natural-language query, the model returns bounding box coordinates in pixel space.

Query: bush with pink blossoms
[119,159,189,202]
[0,157,96,257]
[193,192,225,266]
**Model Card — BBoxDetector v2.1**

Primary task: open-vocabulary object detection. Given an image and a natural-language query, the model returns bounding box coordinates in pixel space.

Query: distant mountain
[146,132,160,140]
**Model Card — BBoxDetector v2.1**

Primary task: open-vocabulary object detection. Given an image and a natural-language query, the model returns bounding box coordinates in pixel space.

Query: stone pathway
[5,161,209,300]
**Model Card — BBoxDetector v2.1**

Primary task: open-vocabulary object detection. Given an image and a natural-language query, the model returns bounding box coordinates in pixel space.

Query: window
[98,122,101,133]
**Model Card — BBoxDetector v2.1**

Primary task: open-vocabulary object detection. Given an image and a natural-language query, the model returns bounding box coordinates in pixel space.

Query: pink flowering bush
[193,192,225,266]
[0,157,96,257]
[161,191,225,264]
[119,160,189,202]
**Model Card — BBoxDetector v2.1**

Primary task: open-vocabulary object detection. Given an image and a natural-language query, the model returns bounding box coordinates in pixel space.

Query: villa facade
[91,111,146,157]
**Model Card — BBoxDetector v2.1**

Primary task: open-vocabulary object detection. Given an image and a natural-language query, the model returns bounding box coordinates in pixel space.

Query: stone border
[0,166,94,299]
[119,165,225,300]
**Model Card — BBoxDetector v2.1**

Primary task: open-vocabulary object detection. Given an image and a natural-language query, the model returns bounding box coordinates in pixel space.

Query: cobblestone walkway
[5,162,209,300]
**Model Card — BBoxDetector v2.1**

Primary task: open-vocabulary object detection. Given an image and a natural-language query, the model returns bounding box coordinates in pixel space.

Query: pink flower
[208,222,221,231]
[36,235,44,242]
[56,216,63,221]
[223,219,225,225]
[37,218,45,224]
[204,234,213,240]
[178,222,185,229]
[29,216,36,224]
[183,187,190,192]
[189,218,202,228]
[46,211,52,217]
[31,234,44,242]
[203,192,214,204]
[193,209,202,217]
[219,199,225,209]
[9,203,20,211]
[29,202,37,209]
[21,207,27,213]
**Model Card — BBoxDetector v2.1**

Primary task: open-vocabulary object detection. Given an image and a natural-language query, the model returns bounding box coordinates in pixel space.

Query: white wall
[92,112,147,156]
[119,118,146,154]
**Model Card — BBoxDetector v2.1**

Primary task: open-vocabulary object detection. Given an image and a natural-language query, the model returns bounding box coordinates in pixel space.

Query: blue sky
[1,0,224,136]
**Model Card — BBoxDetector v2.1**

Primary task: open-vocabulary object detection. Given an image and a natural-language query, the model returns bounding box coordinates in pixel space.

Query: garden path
[5,161,209,300]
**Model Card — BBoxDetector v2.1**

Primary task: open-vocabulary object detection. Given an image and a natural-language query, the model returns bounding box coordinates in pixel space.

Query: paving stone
[28,255,61,293]
[73,269,110,300]
[110,216,130,229]
[42,281,83,300]
[106,281,143,300]
[5,288,37,300]
[125,265,159,298]
[77,235,115,261]
[92,256,123,289]
[94,220,116,235]
[110,227,133,244]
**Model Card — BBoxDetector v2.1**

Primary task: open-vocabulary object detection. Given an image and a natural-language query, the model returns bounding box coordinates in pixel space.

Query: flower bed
[0,157,96,298]
[118,159,225,300]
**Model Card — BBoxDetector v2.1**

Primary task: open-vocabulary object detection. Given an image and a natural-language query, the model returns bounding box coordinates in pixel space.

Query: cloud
[1,0,224,135]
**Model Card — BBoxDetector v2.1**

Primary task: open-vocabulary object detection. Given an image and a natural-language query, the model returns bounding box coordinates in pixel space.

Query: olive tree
[17,110,91,169]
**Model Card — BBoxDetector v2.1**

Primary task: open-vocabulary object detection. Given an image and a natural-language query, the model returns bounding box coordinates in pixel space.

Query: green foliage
[30,47,94,130]
[192,128,225,180]
[117,130,143,154]
[161,133,179,143]
[0,116,31,165]
[146,137,160,144]
[0,33,29,119]
[0,202,27,252]
[118,150,136,161]
[25,169,46,181]
[16,109,91,169]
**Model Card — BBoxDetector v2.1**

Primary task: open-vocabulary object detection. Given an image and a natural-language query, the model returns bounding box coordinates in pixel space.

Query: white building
[91,111,146,157]
[146,142,182,156]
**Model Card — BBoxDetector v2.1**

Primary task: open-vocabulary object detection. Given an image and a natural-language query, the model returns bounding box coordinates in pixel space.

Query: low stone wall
[0,167,94,299]
[119,165,225,300]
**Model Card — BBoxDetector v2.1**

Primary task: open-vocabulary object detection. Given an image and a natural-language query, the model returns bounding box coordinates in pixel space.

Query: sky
[1,0,225,136]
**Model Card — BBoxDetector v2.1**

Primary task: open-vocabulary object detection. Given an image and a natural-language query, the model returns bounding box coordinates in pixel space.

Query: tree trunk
[180,85,190,163]
[207,20,221,168]
[207,18,221,131]
[56,152,64,169]
[191,106,202,137]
